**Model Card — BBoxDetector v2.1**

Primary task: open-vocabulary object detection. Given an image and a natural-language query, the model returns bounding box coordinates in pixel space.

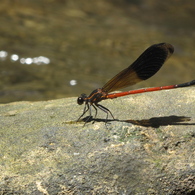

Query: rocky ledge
[0,87,195,194]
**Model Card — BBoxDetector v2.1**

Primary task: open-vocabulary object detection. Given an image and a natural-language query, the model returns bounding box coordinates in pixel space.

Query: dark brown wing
[102,43,174,93]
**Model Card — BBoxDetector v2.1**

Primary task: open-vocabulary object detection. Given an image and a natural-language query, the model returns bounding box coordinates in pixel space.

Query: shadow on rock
[123,115,195,128]
[79,115,195,128]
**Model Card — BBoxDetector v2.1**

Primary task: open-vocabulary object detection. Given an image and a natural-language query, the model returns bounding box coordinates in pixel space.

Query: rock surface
[0,87,195,194]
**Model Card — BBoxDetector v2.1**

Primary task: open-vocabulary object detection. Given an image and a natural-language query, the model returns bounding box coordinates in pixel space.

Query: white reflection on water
[33,56,50,65]
[0,50,50,65]
[11,54,19,61]
[24,58,33,65]
[70,79,77,86]
[0,51,8,60]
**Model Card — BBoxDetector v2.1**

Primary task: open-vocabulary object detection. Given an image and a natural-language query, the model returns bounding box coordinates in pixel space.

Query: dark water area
[0,0,195,103]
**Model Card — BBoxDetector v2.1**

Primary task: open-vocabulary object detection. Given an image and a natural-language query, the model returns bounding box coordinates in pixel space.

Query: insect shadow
[81,115,194,128]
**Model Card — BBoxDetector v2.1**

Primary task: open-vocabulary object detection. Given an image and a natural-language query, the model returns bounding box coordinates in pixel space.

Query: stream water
[0,0,194,103]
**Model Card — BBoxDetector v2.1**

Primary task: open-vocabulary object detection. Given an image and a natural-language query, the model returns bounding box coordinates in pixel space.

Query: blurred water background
[0,0,195,103]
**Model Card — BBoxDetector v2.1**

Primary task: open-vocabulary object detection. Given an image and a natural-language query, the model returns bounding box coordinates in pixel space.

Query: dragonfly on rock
[77,43,195,124]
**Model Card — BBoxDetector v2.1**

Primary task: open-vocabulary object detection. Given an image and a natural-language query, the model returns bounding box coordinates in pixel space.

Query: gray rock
[0,87,195,194]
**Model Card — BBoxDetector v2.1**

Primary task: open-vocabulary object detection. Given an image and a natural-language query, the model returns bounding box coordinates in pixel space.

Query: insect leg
[95,103,115,122]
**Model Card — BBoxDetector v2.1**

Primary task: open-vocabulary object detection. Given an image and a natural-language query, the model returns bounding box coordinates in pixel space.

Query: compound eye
[77,97,84,105]
[77,93,87,105]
